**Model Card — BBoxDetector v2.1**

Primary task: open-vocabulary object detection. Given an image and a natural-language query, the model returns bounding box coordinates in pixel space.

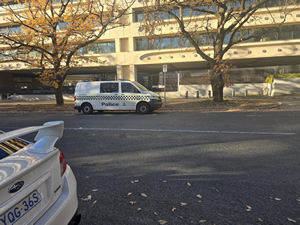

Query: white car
[0,121,80,225]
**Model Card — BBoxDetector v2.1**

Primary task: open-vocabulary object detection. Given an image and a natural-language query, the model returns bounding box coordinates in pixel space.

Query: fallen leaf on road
[212,187,219,192]
[287,218,296,223]
[181,202,187,206]
[131,180,139,184]
[246,205,252,212]
[93,200,97,204]
[154,212,159,216]
[158,220,167,224]
[81,195,92,202]
[258,218,263,222]
[91,189,98,192]
[199,220,207,223]
[137,208,142,211]
[130,201,137,205]
[141,193,148,198]
[275,197,281,201]
[171,207,176,212]
[187,182,192,186]
[196,194,202,199]
[127,192,132,196]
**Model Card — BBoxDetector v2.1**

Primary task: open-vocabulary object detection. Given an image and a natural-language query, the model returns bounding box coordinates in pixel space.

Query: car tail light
[59,151,67,176]
[74,96,76,101]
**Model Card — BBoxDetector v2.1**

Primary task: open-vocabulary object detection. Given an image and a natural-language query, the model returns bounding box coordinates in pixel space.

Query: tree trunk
[55,85,64,106]
[210,71,224,102]
[211,82,224,101]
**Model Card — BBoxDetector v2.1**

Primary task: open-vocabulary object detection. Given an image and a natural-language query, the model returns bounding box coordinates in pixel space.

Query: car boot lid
[0,121,64,187]
[0,121,64,154]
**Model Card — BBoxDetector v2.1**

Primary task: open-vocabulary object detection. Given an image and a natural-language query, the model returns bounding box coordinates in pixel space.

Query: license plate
[0,191,41,225]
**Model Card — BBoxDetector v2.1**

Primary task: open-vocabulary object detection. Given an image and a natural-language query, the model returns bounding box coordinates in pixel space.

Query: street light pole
[164,71,166,107]
[163,65,167,107]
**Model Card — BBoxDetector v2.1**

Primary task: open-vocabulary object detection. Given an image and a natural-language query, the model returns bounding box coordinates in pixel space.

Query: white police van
[74,80,162,114]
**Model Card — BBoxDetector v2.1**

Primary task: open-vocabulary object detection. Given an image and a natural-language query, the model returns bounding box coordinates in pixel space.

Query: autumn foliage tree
[0,0,135,105]
[141,0,294,101]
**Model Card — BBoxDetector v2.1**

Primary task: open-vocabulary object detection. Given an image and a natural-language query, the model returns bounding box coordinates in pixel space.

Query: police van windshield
[133,82,148,91]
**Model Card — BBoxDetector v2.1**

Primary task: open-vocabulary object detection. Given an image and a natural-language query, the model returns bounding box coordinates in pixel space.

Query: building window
[260,29,278,41]
[0,0,72,11]
[57,22,69,30]
[134,9,181,22]
[278,26,293,40]
[0,2,24,12]
[0,26,22,33]
[136,36,194,50]
[80,42,115,54]
[136,25,300,51]
[179,70,209,85]
[133,1,284,23]
[134,10,145,22]
[293,25,300,39]
[262,0,290,7]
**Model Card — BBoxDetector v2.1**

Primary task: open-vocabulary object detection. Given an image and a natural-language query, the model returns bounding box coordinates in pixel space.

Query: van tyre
[82,103,93,114]
[137,102,150,114]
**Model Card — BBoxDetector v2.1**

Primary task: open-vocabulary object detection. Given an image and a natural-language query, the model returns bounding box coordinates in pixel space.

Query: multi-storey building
[1,1,300,97]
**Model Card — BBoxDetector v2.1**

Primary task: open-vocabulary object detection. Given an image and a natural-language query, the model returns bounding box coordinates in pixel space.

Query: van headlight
[151,95,161,100]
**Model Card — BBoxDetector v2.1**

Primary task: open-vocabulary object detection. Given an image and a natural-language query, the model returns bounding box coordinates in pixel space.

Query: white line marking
[65,127,296,136]
[2,127,296,136]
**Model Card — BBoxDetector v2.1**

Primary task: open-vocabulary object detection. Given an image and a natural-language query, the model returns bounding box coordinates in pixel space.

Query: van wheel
[137,102,150,114]
[82,103,93,114]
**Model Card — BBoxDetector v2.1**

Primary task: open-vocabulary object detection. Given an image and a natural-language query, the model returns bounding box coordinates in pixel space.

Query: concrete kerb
[0,95,299,113]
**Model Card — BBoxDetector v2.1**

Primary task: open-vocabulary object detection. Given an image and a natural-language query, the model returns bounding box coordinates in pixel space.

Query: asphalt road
[0,110,299,225]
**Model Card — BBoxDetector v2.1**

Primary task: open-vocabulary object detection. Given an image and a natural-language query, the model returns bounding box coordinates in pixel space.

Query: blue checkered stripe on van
[76,95,150,101]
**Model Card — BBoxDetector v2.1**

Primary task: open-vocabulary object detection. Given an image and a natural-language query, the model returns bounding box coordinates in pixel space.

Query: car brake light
[74,96,76,101]
[59,151,67,176]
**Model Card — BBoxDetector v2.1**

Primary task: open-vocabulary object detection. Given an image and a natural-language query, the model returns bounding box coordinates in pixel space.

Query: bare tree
[141,0,294,101]
[0,0,135,105]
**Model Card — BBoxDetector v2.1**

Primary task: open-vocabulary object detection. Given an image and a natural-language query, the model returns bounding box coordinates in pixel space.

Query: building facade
[1,1,300,97]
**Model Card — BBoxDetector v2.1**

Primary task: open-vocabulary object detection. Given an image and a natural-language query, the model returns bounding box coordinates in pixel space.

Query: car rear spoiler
[0,121,64,154]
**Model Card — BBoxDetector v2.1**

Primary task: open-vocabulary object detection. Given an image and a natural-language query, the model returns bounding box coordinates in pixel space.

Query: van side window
[121,83,140,93]
[100,83,119,93]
